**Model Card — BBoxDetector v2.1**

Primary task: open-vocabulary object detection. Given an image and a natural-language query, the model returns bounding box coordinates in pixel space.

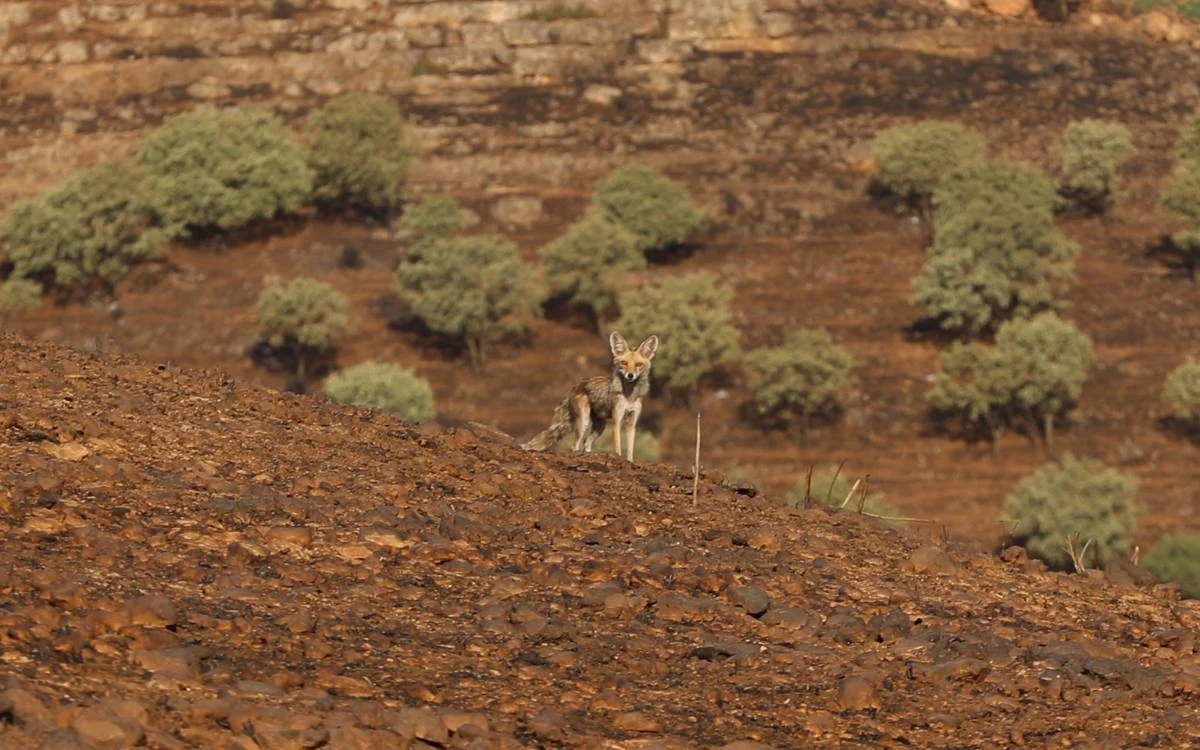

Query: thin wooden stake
[827,459,847,506]
[692,411,701,505]
[804,464,814,509]
[840,478,863,509]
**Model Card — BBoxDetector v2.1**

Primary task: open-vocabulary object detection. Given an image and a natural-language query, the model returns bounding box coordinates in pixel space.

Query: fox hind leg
[583,417,606,453]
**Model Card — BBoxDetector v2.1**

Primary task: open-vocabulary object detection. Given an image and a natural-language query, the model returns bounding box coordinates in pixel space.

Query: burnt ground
[6,2,1200,746]
[2,332,1200,749]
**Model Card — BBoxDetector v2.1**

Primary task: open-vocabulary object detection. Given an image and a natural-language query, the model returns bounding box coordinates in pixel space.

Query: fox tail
[522,398,573,452]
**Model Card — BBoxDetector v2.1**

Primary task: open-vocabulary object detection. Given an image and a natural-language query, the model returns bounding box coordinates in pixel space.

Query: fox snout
[623,371,639,382]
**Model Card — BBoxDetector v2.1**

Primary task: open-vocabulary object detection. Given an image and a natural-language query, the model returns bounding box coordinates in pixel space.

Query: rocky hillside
[1,331,1199,748]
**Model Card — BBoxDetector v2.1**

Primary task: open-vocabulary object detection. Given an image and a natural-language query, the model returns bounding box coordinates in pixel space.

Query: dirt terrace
[1,333,1199,748]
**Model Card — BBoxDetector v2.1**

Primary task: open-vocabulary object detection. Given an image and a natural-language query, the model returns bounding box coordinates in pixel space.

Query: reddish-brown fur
[522,332,658,460]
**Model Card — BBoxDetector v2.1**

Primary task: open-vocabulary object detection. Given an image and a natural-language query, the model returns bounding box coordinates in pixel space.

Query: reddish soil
[6,2,1200,745]
[2,332,1200,749]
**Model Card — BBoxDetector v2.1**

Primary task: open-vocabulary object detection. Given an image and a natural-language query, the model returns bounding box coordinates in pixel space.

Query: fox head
[609,331,659,383]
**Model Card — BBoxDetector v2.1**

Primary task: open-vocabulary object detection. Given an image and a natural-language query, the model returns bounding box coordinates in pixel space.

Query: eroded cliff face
[3,0,1198,222]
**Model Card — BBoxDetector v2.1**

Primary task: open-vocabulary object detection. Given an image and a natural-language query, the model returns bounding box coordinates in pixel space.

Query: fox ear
[609,331,629,356]
[637,335,658,360]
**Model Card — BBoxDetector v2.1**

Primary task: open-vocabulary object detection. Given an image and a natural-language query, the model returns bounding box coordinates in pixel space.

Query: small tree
[913,194,1078,334]
[323,361,436,423]
[540,212,645,325]
[1142,534,1200,599]
[1175,107,1200,166]
[0,159,166,297]
[932,160,1061,225]
[1159,162,1200,278]
[745,329,855,440]
[591,164,707,256]
[1058,119,1133,215]
[1162,359,1200,428]
[256,278,349,386]
[872,121,987,219]
[305,93,418,215]
[614,272,739,402]
[395,195,466,251]
[927,313,1092,453]
[1002,454,1140,570]
[137,107,312,239]
[393,234,542,370]
[0,278,42,320]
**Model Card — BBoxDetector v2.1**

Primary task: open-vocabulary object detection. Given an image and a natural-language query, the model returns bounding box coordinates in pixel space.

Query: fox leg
[612,410,625,458]
[620,404,641,461]
[583,418,605,453]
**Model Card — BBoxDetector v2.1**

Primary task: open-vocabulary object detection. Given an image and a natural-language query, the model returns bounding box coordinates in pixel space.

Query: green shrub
[1162,359,1200,424]
[305,93,417,214]
[1135,1,1200,21]
[137,107,312,239]
[745,329,854,439]
[0,159,166,296]
[323,360,436,423]
[1002,454,1140,570]
[872,121,987,215]
[394,234,542,369]
[927,312,1092,452]
[786,468,903,528]
[1058,119,1133,214]
[1142,534,1200,599]
[932,160,1061,225]
[614,272,739,400]
[540,212,645,323]
[591,164,707,255]
[0,278,43,318]
[256,278,349,382]
[913,193,1078,334]
[395,195,466,249]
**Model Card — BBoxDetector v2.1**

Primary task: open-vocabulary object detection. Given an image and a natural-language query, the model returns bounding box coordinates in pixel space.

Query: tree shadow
[1158,415,1200,445]
[1145,234,1199,282]
[247,340,338,394]
[540,291,601,333]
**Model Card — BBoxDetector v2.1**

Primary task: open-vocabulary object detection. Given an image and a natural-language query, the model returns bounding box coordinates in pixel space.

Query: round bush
[1142,534,1200,599]
[932,160,1061,225]
[745,329,854,437]
[614,272,739,397]
[913,194,1078,334]
[306,93,417,213]
[0,159,165,295]
[1058,119,1132,213]
[324,361,436,423]
[395,195,466,247]
[872,121,987,205]
[1162,359,1200,423]
[394,234,542,368]
[591,164,707,254]
[1002,454,1140,570]
[137,107,312,239]
[540,212,645,321]
[256,278,349,379]
[0,278,43,317]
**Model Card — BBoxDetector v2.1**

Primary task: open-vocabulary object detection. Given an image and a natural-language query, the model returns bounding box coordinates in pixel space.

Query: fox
[522,331,659,461]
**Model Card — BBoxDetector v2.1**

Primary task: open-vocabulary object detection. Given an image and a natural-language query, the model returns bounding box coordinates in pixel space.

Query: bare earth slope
[2,333,1200,748]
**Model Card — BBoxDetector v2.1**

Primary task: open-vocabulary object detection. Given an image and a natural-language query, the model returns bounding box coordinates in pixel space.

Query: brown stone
[984,0,1030,16]
[836,676,880,710]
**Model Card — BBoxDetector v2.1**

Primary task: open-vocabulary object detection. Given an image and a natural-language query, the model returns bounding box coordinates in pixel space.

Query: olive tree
[305,92,418,215]
[1058,119,1133,215]
[256,278,349,386]
[137,107,312,239]
[927,313,1092,454]
[540,212,644,325]
[1002,454,1139,570]
[0,159,166,297]
[614,272,739,402]
[872,120,987,219]
[394,234,542,370]
[591,164,707,256]
[745,329,854,440]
